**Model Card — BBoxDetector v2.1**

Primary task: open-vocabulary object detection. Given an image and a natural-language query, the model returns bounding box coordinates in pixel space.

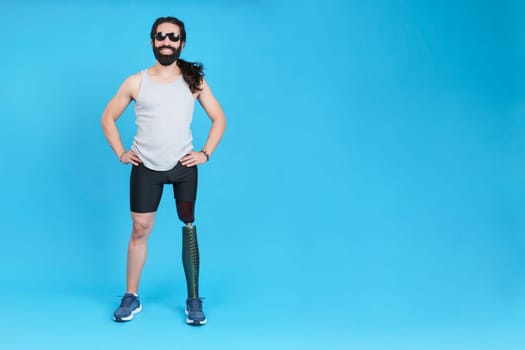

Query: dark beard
[153,45,182,66]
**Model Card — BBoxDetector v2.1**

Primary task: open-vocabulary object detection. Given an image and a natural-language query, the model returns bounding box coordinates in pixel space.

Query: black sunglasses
[154,32,181,42]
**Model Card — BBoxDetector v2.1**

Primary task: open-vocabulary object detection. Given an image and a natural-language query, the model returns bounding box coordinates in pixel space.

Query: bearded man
[101,16,226,326]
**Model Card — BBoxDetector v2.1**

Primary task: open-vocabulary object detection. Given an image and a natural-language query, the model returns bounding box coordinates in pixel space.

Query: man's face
[152,22,184,66]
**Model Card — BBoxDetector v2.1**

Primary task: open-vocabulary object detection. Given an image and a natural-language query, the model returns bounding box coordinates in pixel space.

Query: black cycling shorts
[130,162,197,213]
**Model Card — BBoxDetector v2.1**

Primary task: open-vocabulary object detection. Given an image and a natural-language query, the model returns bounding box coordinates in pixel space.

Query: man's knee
[131,214,154,239]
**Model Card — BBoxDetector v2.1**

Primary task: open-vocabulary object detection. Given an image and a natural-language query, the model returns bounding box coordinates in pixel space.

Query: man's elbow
[216,113,227,128]
[101,114,115,132]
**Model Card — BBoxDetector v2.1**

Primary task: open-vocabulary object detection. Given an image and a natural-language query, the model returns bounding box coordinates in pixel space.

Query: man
[101,16,226,325]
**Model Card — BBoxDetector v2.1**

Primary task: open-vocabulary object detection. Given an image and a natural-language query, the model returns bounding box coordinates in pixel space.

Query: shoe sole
[185,309,207,325]
[113,304,142,322]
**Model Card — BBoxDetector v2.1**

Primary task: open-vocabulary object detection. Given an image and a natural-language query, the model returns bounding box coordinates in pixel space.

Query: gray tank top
[132,70,196,171]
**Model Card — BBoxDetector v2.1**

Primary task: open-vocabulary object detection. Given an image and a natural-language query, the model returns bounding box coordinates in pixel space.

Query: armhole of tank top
[192,78,204,100]
[192,79,200,100]
[134,70,145,101]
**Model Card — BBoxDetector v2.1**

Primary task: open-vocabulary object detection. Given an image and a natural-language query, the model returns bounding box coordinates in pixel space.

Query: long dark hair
[150,16,204,93]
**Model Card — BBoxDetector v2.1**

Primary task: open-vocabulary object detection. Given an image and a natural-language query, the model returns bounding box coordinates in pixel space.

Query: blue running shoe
[185,298,207,325]
[113,293,142,322]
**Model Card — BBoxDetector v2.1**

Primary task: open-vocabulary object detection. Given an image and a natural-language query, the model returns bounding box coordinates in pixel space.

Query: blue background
[0,0,524,349]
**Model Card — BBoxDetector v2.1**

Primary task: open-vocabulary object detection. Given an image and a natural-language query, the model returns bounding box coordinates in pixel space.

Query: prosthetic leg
[176,200,206,325]
[182,223,200,298]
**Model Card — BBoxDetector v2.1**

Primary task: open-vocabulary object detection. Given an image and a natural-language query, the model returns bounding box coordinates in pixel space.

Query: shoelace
[187,298,205,312]
[120,294,136,308]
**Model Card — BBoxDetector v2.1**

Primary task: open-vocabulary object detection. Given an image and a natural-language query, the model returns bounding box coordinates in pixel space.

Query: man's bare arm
[197,79,226,156]
[101,74,142,165]
[180,79,226,167]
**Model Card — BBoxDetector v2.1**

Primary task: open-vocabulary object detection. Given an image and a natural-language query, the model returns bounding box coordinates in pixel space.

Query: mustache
[157,45,176,51]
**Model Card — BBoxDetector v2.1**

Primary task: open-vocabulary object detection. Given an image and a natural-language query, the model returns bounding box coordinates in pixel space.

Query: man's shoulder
[118,71,143,98]
[125,71,143,84]
[122,71,143,89]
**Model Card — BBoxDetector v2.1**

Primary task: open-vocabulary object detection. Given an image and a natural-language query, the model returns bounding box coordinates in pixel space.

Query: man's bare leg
[127,211,156,293]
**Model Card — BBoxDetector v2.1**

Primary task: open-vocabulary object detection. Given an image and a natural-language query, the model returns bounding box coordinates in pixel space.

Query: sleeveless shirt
[131,69,196,171]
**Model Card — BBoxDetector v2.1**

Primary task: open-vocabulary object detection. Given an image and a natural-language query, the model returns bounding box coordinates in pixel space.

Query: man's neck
[151,61,182,77]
